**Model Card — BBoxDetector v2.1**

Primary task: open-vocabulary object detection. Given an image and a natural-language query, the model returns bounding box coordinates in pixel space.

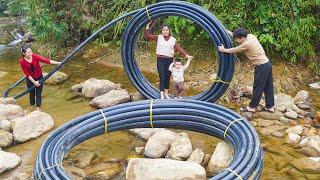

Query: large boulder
[43,71,68,85]
[166,133,193,160]
[90,89,131,109]
[0,150,21,174]
[144,130,176,158]
[81,78,117,98]
[0,104,24,120]
[126,158,206,180]
[299,136,320,156]
[129,128,166,141]
[207,142,234,174]
[0,130,13,148]
[12,111,54,142]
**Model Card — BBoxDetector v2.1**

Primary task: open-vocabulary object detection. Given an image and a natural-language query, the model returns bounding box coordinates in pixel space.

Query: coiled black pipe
[34,99,263,180]
[122,1,235,101]
[4,1,235,102]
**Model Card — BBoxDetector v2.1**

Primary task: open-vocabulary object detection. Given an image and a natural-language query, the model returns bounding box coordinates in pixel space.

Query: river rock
[286,133,301,144]
[0,104,24,120]
[298,103,311,111]
[90,89,130,108]
[302,127,317,137]
[15,172,33,180]
[12,111,54,142]
[144,130,176,158]
[207,142,233,174]
[187,148,204,165]
[135,147,144,155]
[43,71,68,85]
[126,158,206,180]
[309,82,320,89]
[252,111,283,120]
[239,111,253,121]
[299,136,320,156]
[272,131,283,138]
[166,133,193,160]
[0,119,12,132]
[130,91,145,101]
[0,150,21,174]
[74,151,97,168]
[129,128,165,141]
[0,71,7,79]
[286,125,303,135]
[259,127,275,136]
[284,110,298,120]
[71,83,84,96]
[81,78,117,98]
[300,147,320,157]
[275,94,295,111]
[292,104,303,114]
[259,125,287,136]
[0,97,16,105]
[294,90,310,104]
[279,117,291,124]
[256,119,274,127]
[202,153,211,167]
[314,112,320,126]
[0,130,13,148]
[290,157,320,174]
[63,164,86,179]
[84,162,122,179]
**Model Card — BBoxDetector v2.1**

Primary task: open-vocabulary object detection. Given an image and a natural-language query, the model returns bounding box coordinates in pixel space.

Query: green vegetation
[1,0,319,72]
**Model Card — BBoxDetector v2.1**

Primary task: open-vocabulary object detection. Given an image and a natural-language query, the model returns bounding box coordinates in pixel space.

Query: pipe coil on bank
[121,1,235,101]
[4,1,235,102]
[34,99,263,180]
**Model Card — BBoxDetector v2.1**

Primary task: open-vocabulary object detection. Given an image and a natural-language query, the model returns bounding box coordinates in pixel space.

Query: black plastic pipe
[4,1,235,102]
[122,1,235,102]
[34,99,263,180]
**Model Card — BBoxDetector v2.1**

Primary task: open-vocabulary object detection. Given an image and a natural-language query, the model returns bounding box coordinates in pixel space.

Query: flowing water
[0,48,320,179]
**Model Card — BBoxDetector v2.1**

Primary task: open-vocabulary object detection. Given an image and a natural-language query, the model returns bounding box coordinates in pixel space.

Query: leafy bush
[4,0,319,70]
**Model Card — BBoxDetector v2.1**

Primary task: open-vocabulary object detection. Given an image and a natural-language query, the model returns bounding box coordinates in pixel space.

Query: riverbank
[1,45,320,179]
[1,15,320,179]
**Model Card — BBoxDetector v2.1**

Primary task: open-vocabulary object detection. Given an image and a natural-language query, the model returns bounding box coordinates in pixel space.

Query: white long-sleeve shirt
[169,63,187,82]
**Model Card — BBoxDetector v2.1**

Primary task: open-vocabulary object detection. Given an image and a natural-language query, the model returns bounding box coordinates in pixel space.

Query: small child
[168,57,192,99]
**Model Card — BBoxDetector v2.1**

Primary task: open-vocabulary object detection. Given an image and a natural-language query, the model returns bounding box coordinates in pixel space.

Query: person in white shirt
[169,57,192,99]
[145,21,193,99]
